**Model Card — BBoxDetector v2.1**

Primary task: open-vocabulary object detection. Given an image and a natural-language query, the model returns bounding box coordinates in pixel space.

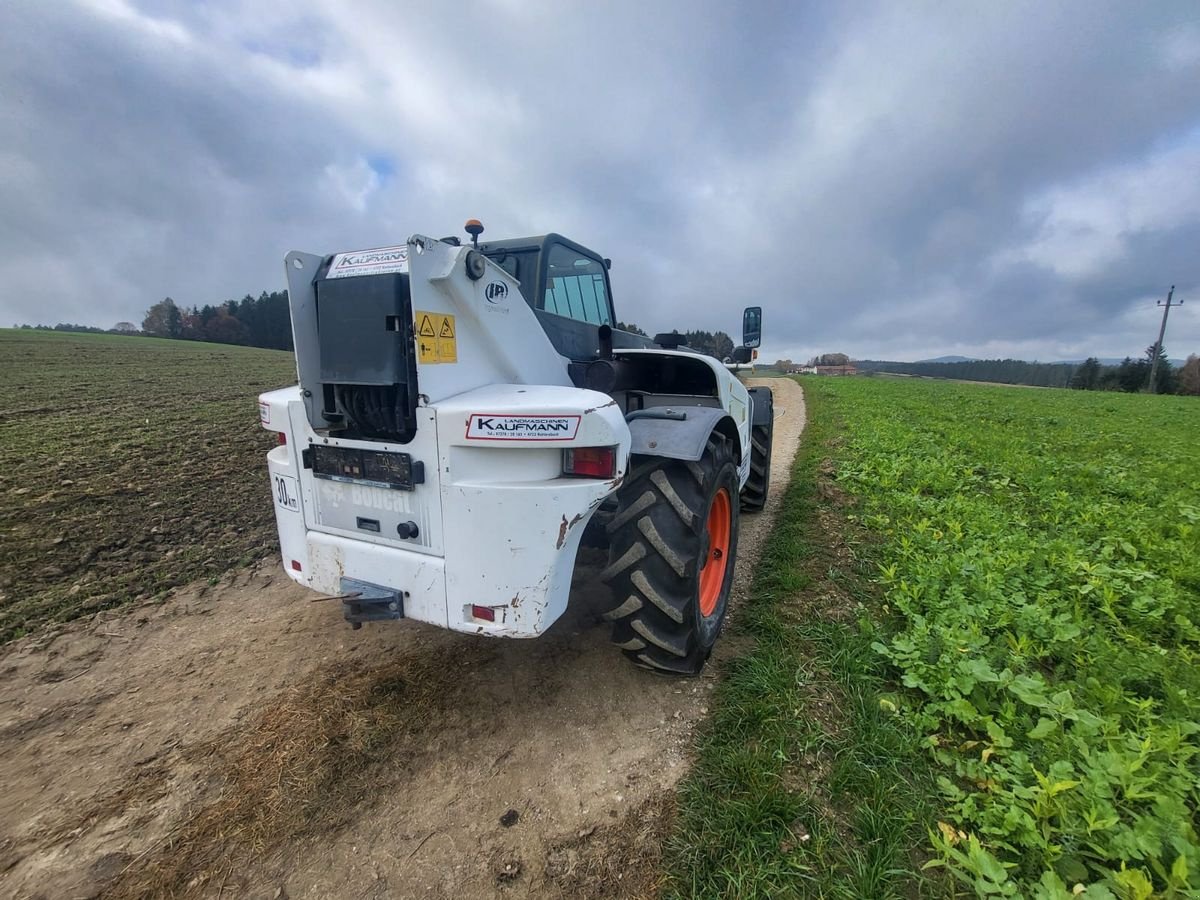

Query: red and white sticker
[326,244,409,279]
[466,414,581,441]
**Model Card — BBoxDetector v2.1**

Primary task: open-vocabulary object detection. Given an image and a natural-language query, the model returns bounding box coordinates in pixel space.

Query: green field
[670,376,1200,898]
[0,330,297,641]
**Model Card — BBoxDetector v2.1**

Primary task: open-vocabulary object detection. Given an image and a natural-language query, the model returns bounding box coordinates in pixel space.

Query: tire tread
[600,435,739,674]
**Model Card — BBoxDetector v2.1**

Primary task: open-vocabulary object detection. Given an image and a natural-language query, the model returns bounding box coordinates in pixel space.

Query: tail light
[277,432,287,445]
[471,604,496,622]
[563,446,617,479]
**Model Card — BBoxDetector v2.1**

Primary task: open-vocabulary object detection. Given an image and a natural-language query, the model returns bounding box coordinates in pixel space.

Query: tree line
[13,322,132,334]
[1069,347,1199,395]
[18,308,735,361]
[679,329,735,361]
[21,305,1197,394]
[13,293,294,351]
[769,354,852,370]
[856,357,1079,387]
[141,293,293,350]
[848,345,1199,395]
[614,323,736,361]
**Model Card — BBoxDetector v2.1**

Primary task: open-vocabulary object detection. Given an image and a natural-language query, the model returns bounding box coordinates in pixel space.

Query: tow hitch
[339,577,405,629]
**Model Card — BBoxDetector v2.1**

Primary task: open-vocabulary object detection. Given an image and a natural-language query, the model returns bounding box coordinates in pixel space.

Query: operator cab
[478,232,653,360]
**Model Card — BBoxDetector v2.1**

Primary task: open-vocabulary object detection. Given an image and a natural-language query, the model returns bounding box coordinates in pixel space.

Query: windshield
[542,244,612,326]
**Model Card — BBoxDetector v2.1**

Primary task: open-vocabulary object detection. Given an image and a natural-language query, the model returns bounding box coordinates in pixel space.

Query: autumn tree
[204,310,250,345]
[142,297,182,338]
[1177,354,1200,396]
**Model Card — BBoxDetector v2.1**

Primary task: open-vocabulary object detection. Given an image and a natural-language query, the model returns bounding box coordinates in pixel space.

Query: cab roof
[477,233,605,263]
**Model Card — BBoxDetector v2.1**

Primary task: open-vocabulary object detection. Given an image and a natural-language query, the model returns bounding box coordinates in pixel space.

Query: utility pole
[1147,285,1182,394]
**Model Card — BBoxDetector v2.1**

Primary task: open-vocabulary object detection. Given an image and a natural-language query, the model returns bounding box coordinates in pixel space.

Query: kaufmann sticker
[326,245,409,278]
[466,414,581,441]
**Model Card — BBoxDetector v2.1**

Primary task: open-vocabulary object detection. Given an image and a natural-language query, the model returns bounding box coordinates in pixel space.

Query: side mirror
[742,306,762,349]
[731,347,753,364]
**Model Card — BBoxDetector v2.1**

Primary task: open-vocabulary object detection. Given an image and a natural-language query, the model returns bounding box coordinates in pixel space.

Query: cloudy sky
[2,0,1198,363]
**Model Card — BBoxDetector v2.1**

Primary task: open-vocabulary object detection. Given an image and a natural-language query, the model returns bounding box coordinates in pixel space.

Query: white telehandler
[259,221,773,673]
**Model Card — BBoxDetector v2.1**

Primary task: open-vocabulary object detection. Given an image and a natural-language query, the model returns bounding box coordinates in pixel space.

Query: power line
[1147,285,1182,394]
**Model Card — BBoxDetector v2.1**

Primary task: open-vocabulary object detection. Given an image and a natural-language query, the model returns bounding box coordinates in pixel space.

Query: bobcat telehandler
[258,221,773,673]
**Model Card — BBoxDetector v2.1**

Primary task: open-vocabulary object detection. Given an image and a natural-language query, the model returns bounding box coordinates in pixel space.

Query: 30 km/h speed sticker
[415,311,457,364]
[273,473,300,513]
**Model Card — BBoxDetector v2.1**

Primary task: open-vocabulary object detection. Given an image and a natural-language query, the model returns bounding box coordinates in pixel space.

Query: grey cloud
[0,0,1197,366]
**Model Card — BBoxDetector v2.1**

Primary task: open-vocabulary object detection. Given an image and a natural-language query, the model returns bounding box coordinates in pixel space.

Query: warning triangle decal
[439,319,455,338]
[418,315,436,337]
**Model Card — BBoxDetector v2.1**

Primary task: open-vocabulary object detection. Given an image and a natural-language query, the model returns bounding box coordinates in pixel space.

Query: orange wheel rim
[698,488,732,617]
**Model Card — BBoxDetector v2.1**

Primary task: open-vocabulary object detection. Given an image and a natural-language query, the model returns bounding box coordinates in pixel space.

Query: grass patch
[0,329,296,642]
[665,381,947,899]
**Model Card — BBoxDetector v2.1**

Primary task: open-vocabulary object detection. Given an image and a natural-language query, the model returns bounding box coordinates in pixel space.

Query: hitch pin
[310,591,363,603]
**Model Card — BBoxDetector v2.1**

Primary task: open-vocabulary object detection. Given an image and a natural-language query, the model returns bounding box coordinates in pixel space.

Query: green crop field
[0,329,296,642]
[670,376,1200,899]
[832,378,1200,896]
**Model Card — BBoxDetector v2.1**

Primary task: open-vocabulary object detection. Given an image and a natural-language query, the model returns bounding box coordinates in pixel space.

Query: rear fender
[627,407,741,464]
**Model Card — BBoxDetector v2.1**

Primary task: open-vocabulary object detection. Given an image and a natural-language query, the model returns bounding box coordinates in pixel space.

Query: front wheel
[600,434,739,674]
[741,388,774,512]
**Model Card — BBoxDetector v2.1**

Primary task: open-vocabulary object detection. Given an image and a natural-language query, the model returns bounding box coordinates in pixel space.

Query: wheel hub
[697,488,732,617]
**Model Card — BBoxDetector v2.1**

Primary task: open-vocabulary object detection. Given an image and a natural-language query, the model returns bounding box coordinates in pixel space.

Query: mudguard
[748,385,774,425]
[627,406,738,462]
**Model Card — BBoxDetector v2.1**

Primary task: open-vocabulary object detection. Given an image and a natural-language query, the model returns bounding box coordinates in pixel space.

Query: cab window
[483,250,538,305]
[543,244,612,325]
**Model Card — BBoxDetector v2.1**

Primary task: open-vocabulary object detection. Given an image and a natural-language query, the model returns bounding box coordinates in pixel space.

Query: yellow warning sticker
[415,311,457,364]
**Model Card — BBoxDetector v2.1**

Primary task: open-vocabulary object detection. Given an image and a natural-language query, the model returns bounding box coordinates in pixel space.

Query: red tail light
[277,432,287,445]
[563,446,617,478]
[471,604,496,622]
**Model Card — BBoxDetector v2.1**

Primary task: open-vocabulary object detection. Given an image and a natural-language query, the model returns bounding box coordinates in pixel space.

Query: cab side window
[542,244,613,325]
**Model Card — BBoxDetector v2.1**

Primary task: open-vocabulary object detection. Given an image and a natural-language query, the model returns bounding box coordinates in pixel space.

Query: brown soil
[0,330,296,642]
[0,378,806,900]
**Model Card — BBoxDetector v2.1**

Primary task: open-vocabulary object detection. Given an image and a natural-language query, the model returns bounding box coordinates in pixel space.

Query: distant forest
[141,294,293,350]
[14,293,293,351]
[13,303,738,361]
[855,349,1200,395]
[856,357,1077,387]
[16,301,1197,394]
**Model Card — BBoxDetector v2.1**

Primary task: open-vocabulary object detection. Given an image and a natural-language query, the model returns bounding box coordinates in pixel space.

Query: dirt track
[0,378,806,900]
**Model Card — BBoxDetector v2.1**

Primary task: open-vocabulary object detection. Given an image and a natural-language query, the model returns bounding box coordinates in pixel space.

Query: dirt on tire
[0,378,806,900]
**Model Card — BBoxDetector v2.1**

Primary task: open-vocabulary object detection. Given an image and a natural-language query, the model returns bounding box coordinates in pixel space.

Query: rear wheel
[600,434,739,674]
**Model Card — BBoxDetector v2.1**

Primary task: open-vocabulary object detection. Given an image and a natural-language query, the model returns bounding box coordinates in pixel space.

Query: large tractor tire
[600,433,739,674]
[740,388,774,512]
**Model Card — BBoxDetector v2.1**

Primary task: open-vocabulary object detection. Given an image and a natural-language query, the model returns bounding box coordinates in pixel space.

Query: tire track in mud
[0,378,806,900]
